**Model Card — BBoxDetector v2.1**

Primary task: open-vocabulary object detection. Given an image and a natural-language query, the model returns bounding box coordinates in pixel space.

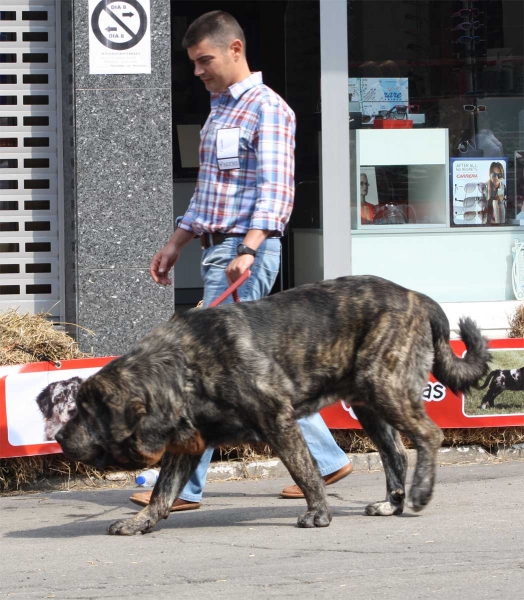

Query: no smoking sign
[89,0,151,74]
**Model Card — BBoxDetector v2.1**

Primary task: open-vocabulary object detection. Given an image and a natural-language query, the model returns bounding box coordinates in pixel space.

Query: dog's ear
[35,382,57,418]
[70,377,83,393]
[126,397,147,421]
[109,397,147,443]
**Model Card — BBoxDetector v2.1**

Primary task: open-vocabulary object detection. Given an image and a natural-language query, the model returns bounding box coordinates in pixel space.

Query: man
[130,11,351,512]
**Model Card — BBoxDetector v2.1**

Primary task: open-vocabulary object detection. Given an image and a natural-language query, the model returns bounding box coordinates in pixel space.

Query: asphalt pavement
[2,460,524,600]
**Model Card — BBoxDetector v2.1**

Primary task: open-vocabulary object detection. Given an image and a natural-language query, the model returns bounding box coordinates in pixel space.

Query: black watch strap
[236,243,257,257]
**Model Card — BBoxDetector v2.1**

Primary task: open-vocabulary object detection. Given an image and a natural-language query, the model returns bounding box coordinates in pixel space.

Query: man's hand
[150,228,195,286]
[226,254,255,285]
[150,241,180,286]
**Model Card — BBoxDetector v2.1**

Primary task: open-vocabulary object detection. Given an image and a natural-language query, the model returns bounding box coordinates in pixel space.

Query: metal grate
[0,1,60,316]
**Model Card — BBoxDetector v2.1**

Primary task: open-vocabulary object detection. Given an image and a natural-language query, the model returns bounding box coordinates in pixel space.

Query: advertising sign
[451,157,508,226]
[3,340,524,459]
[349,77,409,120]
[321,339,524,429]
[0,358,114,459]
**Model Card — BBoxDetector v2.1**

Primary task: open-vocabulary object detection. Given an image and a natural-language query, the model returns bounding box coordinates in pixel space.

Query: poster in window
[359,166,379,225]
[451,157,508,226]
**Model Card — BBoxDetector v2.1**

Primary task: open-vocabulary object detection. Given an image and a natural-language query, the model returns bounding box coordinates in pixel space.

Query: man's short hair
[182,11,246,52]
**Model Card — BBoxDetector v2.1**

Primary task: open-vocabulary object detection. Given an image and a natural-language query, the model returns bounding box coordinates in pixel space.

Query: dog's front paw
[107,517,154,536]
[297,506,332,528]
[365,501,403,516]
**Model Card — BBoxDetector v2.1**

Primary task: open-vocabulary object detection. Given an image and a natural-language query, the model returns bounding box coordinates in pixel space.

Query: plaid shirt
[178,72,296,237]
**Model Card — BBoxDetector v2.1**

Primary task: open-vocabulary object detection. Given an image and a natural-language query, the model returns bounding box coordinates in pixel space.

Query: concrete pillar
[63,0,174,355]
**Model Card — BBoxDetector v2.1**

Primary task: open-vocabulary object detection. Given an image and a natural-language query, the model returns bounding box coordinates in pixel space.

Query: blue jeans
[179,237,349,502]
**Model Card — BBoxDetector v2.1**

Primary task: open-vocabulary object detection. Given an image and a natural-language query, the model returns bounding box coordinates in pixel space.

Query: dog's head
[54,357,203,470]
[36,376,83,440]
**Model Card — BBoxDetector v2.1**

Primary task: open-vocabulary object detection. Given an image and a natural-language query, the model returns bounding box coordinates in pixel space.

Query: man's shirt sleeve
[177,190,198,232]
[250,101,296,235]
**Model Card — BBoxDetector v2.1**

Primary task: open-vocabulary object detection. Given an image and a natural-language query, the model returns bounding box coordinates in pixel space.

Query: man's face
[187,38,236,94]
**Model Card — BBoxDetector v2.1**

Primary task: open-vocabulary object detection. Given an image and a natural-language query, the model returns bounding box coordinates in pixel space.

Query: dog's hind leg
[264,415,332,528]
[108,452,202,535]
[358,379,441,513]
[394,403,443,513]
[352,405,407,516]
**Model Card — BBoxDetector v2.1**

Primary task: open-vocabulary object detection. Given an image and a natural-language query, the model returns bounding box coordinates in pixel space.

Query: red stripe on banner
[3,340,524,459]
[321,339,524,429]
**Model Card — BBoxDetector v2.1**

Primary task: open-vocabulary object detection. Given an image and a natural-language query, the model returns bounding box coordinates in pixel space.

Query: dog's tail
[427,301,491,394]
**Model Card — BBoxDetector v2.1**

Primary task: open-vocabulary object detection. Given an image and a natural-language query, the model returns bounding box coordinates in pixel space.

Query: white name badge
[216,127,240,170]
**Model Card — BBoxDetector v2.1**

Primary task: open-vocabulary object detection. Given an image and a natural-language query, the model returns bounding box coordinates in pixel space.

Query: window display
[355,128,449,228]
[348,0,524,231]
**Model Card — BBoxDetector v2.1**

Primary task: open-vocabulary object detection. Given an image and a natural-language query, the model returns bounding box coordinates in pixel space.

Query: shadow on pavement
[3,493,372,539]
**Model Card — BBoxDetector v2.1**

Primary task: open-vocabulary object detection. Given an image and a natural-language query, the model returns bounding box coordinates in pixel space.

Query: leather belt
[200,232,244,249]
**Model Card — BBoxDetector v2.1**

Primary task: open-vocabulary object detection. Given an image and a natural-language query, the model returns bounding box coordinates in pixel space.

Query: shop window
[345,0,524,304]
[348,0,524,230]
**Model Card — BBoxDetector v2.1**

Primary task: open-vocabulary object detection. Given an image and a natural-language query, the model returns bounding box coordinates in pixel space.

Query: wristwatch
[236,243,257,258]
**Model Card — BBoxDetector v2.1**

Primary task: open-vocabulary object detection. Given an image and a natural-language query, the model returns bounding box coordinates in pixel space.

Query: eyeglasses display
[452,8,481,18]
[373,104,420,121]
[452,21,481,31]
[453,35,485,45]
[454,183,487,199]
[463,104,486,112]
[458,139,477,154]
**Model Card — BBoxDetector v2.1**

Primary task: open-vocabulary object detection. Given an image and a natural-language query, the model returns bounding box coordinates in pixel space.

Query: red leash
[208,269,251,307]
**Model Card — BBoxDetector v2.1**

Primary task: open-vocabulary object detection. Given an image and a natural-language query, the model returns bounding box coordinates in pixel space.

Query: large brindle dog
[49,275,490,535]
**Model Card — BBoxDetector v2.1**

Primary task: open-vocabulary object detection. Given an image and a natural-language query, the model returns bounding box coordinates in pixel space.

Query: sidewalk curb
[3,445,524,494]
[205,445,524,483]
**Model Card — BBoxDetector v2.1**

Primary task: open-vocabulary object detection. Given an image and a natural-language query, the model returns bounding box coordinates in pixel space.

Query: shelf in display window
[356,128,450,230]
[358,129,449,166]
